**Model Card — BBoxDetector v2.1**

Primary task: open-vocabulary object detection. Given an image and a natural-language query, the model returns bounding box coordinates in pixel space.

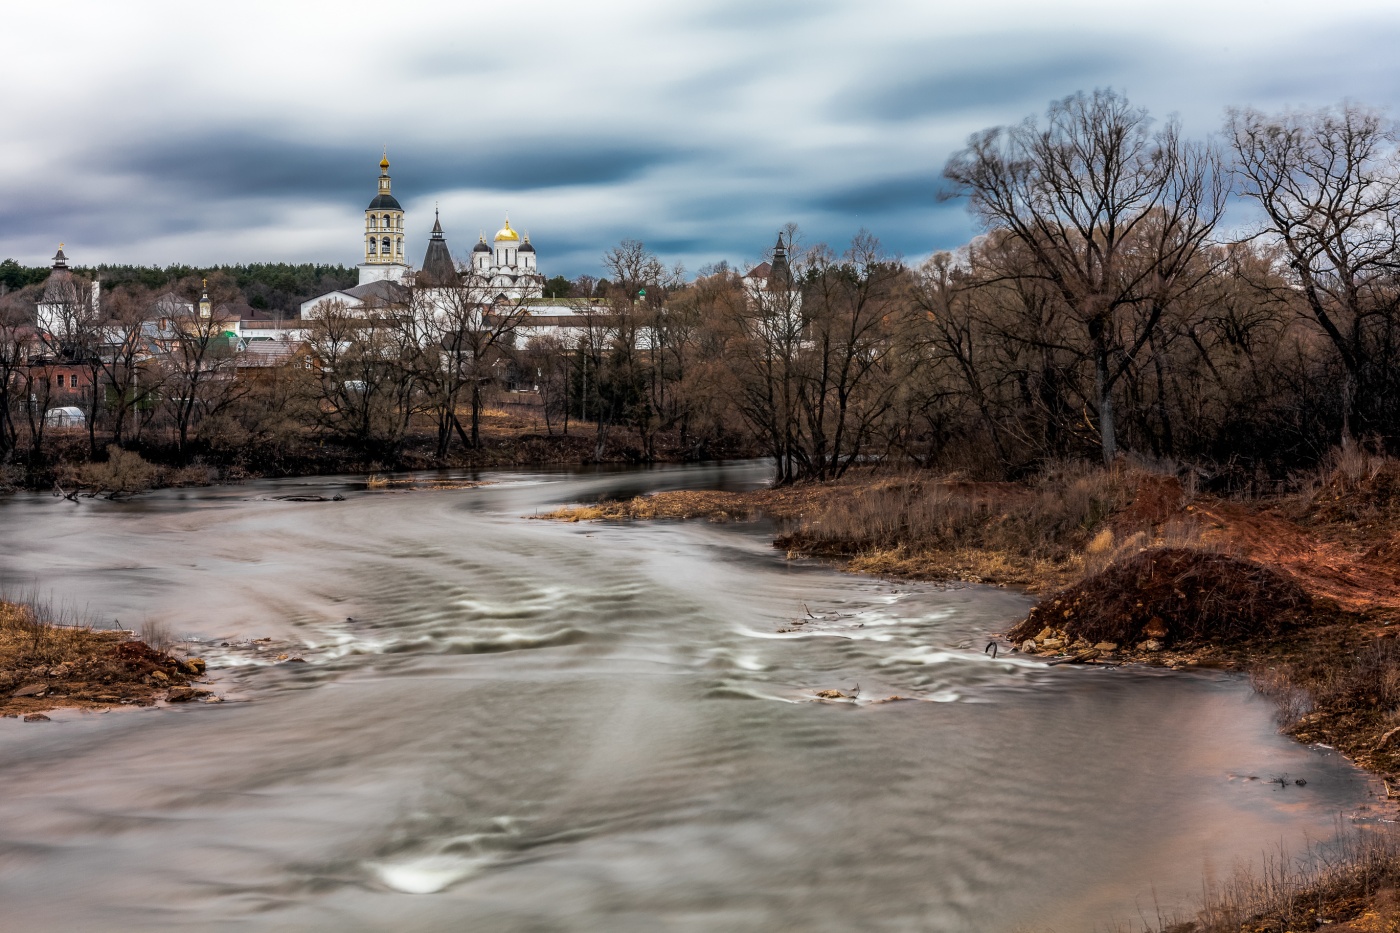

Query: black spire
[769,232,791,290]
[418,208,458,287]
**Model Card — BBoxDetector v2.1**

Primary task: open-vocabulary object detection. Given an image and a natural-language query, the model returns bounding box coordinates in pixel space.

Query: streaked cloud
[3,0,1400,277]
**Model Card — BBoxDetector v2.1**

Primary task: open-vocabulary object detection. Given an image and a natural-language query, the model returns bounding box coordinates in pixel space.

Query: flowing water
[0,462,1375,932]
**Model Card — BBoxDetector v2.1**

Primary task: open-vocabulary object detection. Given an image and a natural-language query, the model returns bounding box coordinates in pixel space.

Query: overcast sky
[4,0,1399,278]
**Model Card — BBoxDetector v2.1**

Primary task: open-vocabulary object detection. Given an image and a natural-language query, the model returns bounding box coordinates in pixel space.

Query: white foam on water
[879,645,1045,670]
[733,625,894,642]
[707,682,803,703]
[369,854,490,894]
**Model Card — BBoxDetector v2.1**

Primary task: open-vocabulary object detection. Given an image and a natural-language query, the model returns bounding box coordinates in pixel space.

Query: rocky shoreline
[0,602,223,721]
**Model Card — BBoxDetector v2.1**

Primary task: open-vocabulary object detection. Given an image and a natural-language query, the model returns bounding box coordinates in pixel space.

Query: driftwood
[270,494,345,502]
[1046,648,1102,666]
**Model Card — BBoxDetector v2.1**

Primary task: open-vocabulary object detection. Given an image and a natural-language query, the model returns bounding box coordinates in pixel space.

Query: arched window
[382,237,392,255]
[395,237,403,255]
[368,238,377,254]
[383,214,391,228]
[368,216,377,231]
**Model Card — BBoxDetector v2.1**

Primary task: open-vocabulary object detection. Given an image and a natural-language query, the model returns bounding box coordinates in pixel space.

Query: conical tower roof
[42,242,78,304]
[768,232,792,291]
[418,208,458,287]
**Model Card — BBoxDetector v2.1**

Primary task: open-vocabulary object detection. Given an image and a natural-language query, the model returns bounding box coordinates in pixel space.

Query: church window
[396,237,403,255]
[368,239,377,254]
[382,237,392,254]
[369,217,377,230]
[383,214,391,228]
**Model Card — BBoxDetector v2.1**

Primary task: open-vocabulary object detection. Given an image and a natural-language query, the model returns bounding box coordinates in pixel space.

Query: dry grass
[539,483,841,524]
[55,446,218,498]
[775,465,1139,588]
[543,464,1155,589]
[1135,826,1400,932]
[0,597,204,715]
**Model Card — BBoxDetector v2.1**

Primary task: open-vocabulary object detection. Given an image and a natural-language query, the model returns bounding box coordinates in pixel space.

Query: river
[0,462,1373,932]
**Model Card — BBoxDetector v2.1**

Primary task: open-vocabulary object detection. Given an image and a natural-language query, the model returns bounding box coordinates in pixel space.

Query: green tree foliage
[0,261,357,312]
[0,259,49,292]
[543,275,573,298]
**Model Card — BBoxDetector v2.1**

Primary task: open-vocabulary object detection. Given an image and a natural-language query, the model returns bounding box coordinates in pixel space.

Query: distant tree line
[4,90,1400,490]
[0,262,357,314]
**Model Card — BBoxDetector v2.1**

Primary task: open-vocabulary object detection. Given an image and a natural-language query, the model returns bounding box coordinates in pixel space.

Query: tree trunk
[1094,336,1117,464]
[470,381,482,450]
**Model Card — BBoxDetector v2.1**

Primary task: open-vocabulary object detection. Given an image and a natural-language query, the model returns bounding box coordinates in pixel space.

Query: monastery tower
[359,153,408,285]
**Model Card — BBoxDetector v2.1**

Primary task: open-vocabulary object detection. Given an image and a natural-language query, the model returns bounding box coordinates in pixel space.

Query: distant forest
[0,261,358,314]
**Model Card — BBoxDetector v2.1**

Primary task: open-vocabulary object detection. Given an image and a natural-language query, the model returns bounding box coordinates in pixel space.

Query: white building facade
[468,218,544,301]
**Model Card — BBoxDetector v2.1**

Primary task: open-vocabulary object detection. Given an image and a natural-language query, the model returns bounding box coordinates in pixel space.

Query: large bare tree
[159,276,245,459]
[1228,102,1400,442]
[414,272,530,456]
[944,89,1227,462]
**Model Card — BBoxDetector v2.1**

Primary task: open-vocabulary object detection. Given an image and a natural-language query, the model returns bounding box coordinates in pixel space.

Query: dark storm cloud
[836,38,1136,123]
[812,175,946,215]
[90,134,695,204]
[9,1,1400,275]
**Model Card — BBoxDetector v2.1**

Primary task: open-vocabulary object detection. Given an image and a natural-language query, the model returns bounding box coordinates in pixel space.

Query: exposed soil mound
[109,640,190,677]
[1009,547,1313,648]
[1112,474,1186,531]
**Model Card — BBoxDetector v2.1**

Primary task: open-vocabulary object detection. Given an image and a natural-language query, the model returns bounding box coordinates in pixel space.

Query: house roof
[341,279,411,304]
[238,341,302,367]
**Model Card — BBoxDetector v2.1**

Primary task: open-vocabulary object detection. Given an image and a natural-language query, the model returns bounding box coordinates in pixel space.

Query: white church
[301,154,545,317]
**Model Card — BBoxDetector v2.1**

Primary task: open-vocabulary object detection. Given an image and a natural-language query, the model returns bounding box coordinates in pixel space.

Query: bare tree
[417,272,530,455]
[944,88,1227,462]
[717,229,813,483]
[158,276,245,459]
[0,290,36,459]
[1228,102,1400,443]
[798,231,909,480]
[92,284,161,449]
[306,294,421,455]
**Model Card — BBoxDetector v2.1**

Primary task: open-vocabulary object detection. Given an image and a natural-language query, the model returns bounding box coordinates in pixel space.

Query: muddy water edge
[0,461,1377,932]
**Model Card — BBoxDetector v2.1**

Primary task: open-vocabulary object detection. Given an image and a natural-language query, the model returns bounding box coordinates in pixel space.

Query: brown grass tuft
[1138,825,1400,932]
[0,597,201,715]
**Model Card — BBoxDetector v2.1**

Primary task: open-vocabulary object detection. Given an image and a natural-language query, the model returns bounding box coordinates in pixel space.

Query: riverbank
[2,407,760,495]
[0,599,216,718]
[546,456,1400,930]
[548,460,1400,766]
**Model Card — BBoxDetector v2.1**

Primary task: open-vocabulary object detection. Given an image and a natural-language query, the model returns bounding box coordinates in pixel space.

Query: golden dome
[379,154,390,170]
[494,217,519,242]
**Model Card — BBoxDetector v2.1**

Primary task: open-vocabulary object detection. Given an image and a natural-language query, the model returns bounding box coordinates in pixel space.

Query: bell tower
[358,151,408,285]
